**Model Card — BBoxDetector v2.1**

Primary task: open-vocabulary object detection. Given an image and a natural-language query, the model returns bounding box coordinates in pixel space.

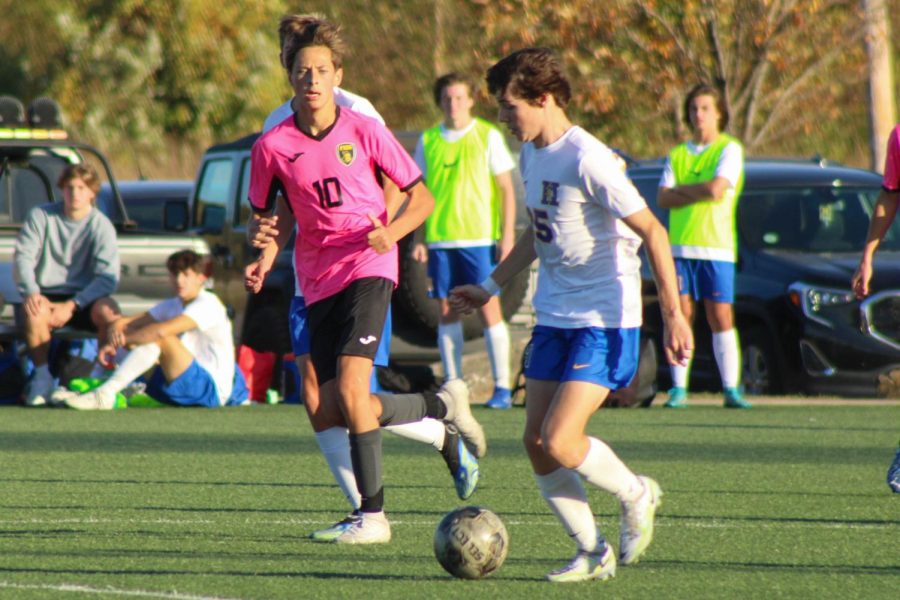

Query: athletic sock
[33,364,51,381]
[713,329,741,388]
[422,390,447,420]
[573,437,642,502]
[535,468,599,552]
[97,343,160,396]
[385,419,446,451]
[314,428,361,510]
[348,429,384,513]
[483,321,511,390]
[439,426,460,474]
[670,362,690,389]
[437,321,464,381]
[376,392,427,425]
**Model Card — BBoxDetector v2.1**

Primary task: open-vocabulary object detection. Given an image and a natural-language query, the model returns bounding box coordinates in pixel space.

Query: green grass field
[1,402,897,599]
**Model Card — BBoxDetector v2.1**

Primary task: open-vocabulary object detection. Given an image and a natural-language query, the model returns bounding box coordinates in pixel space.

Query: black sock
[423,391,446,419]
[376,393,427,426]
[440,425,460,476]
[348,429,384,513]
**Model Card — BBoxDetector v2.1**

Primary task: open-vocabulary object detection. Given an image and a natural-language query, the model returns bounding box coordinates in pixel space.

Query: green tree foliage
[467,0,885,161]
[0,0,897,175]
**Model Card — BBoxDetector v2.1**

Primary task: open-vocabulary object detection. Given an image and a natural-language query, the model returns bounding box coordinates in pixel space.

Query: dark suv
[628,158,900,398]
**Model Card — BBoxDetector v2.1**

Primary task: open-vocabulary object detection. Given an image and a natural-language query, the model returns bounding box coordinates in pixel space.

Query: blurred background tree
[0,0,897,178]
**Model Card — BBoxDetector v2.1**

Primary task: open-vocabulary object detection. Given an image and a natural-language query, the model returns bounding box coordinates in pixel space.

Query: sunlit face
[496,88,543,143]
[688,94,721,137]
[61,176,96,216]
[169,268,207,303]
[289,45,343,113]
[440,83,474,129]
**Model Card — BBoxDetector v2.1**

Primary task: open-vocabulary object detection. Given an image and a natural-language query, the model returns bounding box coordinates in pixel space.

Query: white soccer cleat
[619,476,663,565]
[332,510,391,545]
[24,375,54,407]
[310,512,361,543]
[64,388,117,411]
[546,541,616,583]
[438,379,487,458]
[48,386,78,408]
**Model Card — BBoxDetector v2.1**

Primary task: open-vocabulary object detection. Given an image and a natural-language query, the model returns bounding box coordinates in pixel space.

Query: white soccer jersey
[149,290,235,404]
[521,126,647,329]
[261,88,386,298]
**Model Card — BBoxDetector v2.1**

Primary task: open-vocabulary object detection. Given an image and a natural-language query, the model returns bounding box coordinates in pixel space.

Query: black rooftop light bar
[0,96,67,140]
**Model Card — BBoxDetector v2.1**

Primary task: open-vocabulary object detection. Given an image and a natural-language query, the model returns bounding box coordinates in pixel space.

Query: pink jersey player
[248,107,423,303]
[883,124,900,192]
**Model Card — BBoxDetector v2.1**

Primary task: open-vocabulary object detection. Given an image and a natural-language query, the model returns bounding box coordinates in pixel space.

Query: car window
[195,158,232,231]
[739,187,888,252]
[236,156,252,228]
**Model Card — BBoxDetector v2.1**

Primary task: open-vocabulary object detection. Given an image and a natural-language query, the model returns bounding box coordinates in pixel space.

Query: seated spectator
[14,163,121,406]
[58,249,247,409]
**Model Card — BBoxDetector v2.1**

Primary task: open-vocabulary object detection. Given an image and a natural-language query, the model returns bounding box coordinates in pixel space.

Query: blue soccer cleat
[888,443,900,494]
[723,386,752,409]
[485,387,512,409]
[664,386,688,408]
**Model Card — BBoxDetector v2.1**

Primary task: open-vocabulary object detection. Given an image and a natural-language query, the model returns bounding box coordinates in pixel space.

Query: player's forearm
[488,226,536,287]
[643,224,682,320]
[496,171,517,239]
[386,183,434,243]
[860,190,900,263]
[657,179,726,208]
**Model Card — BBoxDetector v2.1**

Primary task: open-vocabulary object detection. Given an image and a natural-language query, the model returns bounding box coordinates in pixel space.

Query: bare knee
[541,429,582,469]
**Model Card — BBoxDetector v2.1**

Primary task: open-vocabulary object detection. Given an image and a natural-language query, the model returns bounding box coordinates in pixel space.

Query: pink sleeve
[248,140,280,213]
[883,126,900,191]
[370,123,423,191]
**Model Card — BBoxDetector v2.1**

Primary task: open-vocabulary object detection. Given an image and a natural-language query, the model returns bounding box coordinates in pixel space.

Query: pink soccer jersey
[249,108,422,304]
[883,124,900,192]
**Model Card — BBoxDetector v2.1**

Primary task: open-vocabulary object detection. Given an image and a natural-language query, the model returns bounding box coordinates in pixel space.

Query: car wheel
[741,327,782,395]
[392,234,531,345]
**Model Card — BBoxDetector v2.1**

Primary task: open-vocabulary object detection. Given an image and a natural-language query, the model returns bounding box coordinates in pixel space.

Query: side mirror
[163,199,189,232]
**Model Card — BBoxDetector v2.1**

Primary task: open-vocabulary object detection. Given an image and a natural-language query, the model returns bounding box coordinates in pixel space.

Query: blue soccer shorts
[674,258,735,303]
[427,246,497,299]
[290,294,390,367]
[146,359,221,408]
[524,325,639,390]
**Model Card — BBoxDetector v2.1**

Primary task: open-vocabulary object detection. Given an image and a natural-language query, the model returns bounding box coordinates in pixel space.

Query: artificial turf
[0,400,897,599]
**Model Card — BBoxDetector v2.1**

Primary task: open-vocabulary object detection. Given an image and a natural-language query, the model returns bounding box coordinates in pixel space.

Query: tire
[740,326,782,395]
[241,291,291,355]
[391,234,530,346]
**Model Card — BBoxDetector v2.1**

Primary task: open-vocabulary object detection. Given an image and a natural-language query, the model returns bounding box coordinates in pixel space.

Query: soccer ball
[433,506,509,579]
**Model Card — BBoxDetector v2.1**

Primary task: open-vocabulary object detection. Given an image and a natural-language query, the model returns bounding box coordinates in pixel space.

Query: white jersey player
[451,47,692,583]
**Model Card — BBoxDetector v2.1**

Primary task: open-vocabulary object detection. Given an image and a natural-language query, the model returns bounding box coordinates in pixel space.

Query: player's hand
[411,243,428,263]
[23,293,48,318]
[244,260,271,294]
[48,300,75,328]
[248,214,280,249]
[98,343,118,369]
[449,284,491,315]
[108,319,127,349]
[851,260,873,299]
[662,310,694,367]
[367,214,394,254]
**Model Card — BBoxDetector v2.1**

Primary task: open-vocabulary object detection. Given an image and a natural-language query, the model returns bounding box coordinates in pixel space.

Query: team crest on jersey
[541,181,560,206]
[336,143,356,166]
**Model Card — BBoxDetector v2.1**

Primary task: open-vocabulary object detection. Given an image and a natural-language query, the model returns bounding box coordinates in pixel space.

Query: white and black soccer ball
[433,506,509,579]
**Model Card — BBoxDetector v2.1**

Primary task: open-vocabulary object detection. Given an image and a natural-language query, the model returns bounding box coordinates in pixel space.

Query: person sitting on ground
[59,249,247,409]
[14,163,121,406]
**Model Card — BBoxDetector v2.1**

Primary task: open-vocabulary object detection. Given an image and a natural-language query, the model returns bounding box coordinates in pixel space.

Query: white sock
[573,437,642,502]
[670,362,689,388]
[314,427,362,511]
[535,468,598,552]
[97,343,160,395]
[712,329,740,388]
[33,364,51,381]
[385,418,447,451]
[483,321,511,390]
[437,321,464,381]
